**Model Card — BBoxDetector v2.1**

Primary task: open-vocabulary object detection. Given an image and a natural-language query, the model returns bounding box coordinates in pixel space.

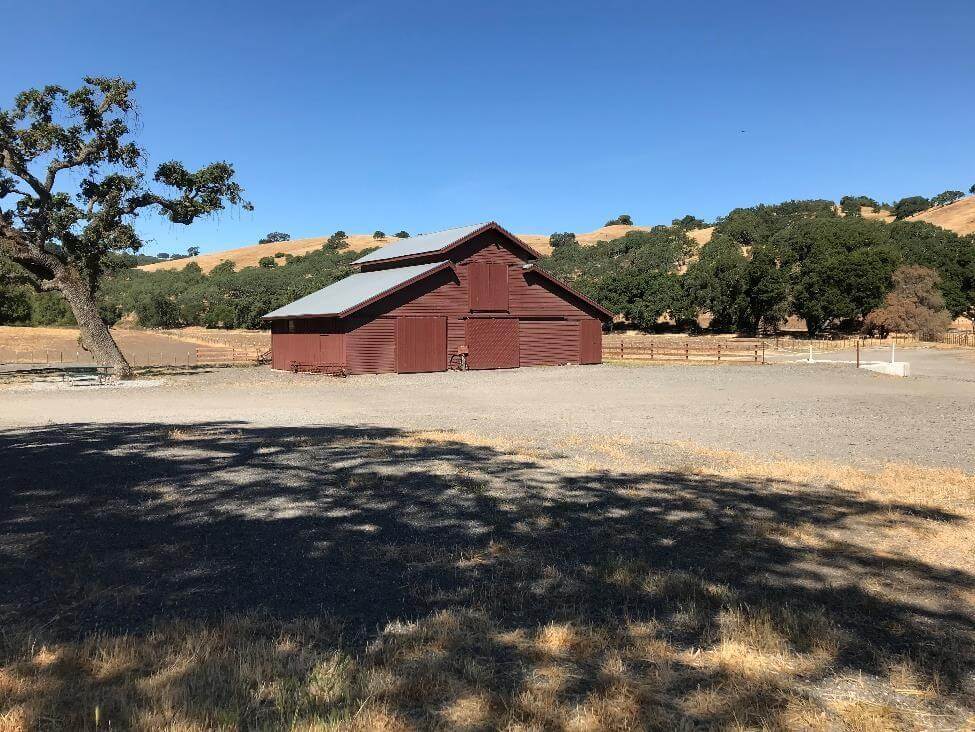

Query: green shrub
[549,232,577,249]
[892,196,931,219]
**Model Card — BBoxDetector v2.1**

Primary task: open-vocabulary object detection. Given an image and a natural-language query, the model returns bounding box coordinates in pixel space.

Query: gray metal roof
[353,223,491,264]
[262,261,449,319]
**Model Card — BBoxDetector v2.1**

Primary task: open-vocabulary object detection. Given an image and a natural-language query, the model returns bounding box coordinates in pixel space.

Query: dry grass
[911,195,975,236]
[2,428,973,730]
[138,223,716,272]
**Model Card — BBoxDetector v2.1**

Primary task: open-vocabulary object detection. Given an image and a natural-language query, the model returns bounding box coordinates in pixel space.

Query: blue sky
[3,0,973,255]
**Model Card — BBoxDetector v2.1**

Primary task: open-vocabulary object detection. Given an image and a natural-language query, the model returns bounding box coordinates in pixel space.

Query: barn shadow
[0,422,972,728]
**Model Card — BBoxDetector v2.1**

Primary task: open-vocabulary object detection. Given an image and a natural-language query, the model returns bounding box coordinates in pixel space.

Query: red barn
[262,222,612,374]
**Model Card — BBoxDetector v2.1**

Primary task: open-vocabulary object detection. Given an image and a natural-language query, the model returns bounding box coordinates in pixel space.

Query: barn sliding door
[396,316,447,373]
[466,318,519,369]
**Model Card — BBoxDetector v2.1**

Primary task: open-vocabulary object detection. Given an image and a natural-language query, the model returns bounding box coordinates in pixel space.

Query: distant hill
[910,195,975,235]
[138,224,716,273]
[137,196,974,274]
[138,234,387,273]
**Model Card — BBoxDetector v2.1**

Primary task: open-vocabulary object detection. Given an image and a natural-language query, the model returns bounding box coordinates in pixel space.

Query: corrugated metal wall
[519,320,580,366]
[344,317,395,374]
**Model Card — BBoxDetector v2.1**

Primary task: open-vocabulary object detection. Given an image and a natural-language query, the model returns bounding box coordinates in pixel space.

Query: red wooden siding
[519,320,580,366]
[319,333,345,365]
[579,319,602,364]
[466,318,519,369]
[468,262,509,311]
[271,334,320,370]
[396,316,447,373]
[271,317,343,369]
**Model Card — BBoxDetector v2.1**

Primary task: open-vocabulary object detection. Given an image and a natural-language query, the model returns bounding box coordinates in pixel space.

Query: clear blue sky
[4,0,973,255]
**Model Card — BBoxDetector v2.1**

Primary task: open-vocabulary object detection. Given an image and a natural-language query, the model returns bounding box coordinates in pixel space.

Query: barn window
[468,262,508,311]
[288,319,296,333]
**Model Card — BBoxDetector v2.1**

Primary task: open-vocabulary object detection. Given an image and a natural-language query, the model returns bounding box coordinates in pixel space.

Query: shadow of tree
[1,422,972,728]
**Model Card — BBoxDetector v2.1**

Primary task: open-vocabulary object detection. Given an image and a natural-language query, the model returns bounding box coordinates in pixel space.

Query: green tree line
[542,200,974,334]
[0,242,368,329]
[2,198,973,336]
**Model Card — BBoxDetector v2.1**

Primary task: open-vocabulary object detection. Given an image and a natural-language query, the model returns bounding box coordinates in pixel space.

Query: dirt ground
[2,355,973,729]
[0,326,268,366]
[3,347,973,469]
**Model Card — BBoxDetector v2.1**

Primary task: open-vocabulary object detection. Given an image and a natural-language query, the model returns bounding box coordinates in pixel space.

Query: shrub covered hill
[1,195,973,335]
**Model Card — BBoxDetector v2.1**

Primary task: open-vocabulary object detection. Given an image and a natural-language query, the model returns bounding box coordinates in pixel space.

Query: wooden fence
[769,335,918,352]
[194,346,265,364]
[0,346,264,368]
[937,331,975,348]
[604,339,766,364]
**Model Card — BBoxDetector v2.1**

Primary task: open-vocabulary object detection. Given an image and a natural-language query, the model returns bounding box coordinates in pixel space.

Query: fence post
[761,342,765,364]
[650,342,654,360]
[856,339,860,368]
[717,343,721,362]
[685,342,689,360]
[619,341,624,360]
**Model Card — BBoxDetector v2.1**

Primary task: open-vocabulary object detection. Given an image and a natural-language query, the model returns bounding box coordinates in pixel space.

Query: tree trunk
[58,271,134,378]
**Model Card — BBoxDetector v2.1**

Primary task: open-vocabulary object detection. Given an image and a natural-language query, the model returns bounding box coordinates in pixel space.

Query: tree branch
[1,148,50,200]
[0,210,63,277]
[3,273,58,292]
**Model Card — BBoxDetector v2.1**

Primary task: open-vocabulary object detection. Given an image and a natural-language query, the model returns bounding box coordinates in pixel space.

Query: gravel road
[3,347,973,470]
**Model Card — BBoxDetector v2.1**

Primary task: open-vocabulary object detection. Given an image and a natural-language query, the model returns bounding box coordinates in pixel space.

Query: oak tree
[0,77,250,376]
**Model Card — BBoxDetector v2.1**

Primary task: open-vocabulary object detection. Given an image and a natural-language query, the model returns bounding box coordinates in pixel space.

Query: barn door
[466,318,519,369]
[579,319,602,364]
[396,316,447,373]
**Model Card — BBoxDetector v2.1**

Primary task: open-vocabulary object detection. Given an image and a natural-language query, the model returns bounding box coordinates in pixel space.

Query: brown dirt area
[0,326,268,366]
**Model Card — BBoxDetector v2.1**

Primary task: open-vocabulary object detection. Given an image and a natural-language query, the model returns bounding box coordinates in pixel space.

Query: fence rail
[604,339,766,364]
[194,346,263,364]
[937,331,975,348]
[0,346,264,368]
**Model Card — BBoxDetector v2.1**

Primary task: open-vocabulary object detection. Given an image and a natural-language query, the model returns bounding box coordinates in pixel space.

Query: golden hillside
[911,195,975,234]
[138,197,973,274]
[138,234,389,273]
[139,225,712,273]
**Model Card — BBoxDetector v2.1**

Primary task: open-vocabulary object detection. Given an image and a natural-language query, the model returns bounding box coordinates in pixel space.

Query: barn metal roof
[262,261,451,319]
[352,223,491,265]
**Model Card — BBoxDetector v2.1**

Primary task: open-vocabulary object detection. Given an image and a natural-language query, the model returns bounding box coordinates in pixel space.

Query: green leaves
[1,77,251,294]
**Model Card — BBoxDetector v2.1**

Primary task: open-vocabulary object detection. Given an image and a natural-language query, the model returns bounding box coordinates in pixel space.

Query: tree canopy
[864,265,952,338]
[892,196,931,219]
[0,77,249,375]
